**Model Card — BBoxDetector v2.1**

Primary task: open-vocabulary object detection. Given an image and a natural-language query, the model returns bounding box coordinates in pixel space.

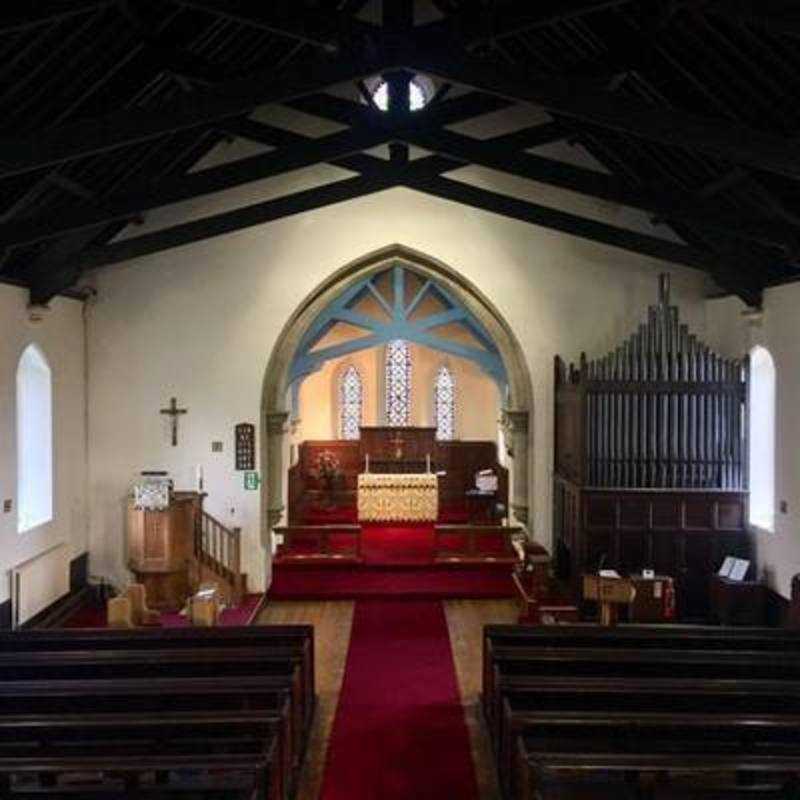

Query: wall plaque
[235,423,256,471]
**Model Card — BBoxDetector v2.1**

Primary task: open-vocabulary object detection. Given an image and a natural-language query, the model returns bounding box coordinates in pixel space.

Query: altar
[357,473,439,522]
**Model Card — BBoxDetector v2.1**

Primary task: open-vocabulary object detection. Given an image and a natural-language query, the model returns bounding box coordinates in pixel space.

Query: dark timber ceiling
[2,0,800,307]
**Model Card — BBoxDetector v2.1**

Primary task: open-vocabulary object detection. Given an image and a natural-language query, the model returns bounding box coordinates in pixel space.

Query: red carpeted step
[319,600,479,799]
[268,564,513,600]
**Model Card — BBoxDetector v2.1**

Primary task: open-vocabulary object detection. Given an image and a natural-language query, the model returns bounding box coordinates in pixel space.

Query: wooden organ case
[553,275,750,620]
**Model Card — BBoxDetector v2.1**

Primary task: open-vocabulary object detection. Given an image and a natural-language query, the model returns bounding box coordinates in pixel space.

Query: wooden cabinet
[127,492,203,611]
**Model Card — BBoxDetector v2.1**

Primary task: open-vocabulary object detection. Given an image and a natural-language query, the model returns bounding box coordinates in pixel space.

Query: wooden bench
[484,645,800,732]
[499,690,800,797]
[0,711,283,799]
[0,626,316,800]
[0,626,316,725]
[514,726,800,800]
[482,625,800,799]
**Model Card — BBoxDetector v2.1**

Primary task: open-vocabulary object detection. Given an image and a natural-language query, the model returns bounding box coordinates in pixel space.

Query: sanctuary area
[1,2,800,799]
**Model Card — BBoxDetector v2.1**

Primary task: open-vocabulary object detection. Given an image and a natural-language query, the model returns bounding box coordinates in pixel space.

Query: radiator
[11,542,69,628]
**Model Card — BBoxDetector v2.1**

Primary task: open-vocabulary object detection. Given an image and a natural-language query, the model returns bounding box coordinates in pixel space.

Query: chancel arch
[261,245,534,554]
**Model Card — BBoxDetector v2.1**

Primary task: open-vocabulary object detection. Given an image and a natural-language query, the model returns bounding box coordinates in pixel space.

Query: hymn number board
[235,423,256,471]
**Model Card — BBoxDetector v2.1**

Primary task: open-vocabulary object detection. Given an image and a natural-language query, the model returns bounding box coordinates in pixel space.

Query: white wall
[85,160,710,592]
[706,285,800,598]
[0,286,87,608]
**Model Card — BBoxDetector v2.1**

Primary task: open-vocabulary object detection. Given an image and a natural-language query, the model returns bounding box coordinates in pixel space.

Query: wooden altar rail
[195,511,246,603]
[433,524,521,563]
[274,525,362,561]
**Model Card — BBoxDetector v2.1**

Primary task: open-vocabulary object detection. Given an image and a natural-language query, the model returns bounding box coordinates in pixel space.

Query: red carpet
[320,600,478,800]
[272,523,514,599]
[62,593,263,628]
[268,563,513,600]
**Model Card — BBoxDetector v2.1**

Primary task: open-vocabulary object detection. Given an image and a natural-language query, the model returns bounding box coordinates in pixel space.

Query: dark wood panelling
[288,437,507,523]
[69,551,88,593]
[652,497,682,530]
[561,485,750,620]
[0,600,10,631]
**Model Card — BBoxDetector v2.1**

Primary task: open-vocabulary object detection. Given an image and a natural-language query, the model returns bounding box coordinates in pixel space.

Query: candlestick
[365,453,370,473]
[426,453,431,473]
[196,465,204,492]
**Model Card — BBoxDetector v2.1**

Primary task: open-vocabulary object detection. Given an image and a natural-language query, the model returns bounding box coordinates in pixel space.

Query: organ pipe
[572,274,748,491]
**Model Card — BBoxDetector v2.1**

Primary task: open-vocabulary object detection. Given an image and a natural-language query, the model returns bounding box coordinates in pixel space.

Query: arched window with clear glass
[17,344,53,533]
[434,365,455,441]
[748,346,776,531]
[340,365,363,439]
[385,339,411,425]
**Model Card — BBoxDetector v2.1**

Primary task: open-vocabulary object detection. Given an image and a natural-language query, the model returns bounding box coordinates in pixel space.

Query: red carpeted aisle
[319,599,478,800]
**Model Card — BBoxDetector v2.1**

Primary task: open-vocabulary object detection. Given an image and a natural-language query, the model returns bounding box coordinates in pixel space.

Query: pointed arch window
[434,365,456,440]
[385,339,411,425]
[749,346,776,531]
[339,365,363,440]
[17,344,53,533]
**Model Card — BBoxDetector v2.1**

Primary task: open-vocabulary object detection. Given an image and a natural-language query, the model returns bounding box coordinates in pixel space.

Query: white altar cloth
[357,473,438,522]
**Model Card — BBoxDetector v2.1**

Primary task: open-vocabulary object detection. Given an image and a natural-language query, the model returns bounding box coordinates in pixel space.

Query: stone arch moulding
[259,244,534,558]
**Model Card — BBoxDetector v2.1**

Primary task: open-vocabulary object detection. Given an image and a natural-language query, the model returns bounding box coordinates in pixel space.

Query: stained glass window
[339,365,363,440]
[434,365,455,440]
[385,340,411,425]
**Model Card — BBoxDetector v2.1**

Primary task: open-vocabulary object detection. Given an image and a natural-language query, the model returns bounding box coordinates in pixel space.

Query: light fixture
[367,74,433,112]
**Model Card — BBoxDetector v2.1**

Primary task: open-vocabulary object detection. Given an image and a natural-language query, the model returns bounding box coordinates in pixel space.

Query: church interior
[2,1,800,798]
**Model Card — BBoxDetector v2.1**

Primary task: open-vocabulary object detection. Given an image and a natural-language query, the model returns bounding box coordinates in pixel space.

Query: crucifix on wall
[160,397,187,446]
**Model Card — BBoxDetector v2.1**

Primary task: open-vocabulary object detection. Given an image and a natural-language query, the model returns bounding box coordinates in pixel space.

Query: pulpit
[127,490,203,611]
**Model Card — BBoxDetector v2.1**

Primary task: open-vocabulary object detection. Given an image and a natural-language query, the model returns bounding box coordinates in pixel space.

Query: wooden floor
[256,600,355,800]
[256,598,518,800]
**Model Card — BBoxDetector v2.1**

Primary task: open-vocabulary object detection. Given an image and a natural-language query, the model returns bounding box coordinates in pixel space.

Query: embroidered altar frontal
[357,473,439,522]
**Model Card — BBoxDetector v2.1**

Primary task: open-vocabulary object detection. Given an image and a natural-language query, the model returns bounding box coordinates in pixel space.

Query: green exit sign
[244,472,261,490]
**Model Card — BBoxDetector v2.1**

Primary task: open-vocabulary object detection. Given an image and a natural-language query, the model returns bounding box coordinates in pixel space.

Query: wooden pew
[0,711,283,799]
[513,726,800,800]
[483,645,800,731]
[0,648,311,779]
[0,626,316,731]
[484,623,800,652]
[498,689,800,796]
[482,625,800,799]
[0,627,316,799]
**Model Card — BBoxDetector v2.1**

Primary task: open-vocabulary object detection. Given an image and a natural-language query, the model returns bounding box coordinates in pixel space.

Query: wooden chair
[126,582,160,626]
[106,596,133,628]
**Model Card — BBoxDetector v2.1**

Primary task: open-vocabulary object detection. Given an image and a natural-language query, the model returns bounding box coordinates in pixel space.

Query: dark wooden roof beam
[703,1,800,39]
[409,49,800,178]
[0,51,396,177]
[0,1,115,34]
[171,0,378,50]
[403,126,800,251]
[403,173,764,306]
[0,125,391,249]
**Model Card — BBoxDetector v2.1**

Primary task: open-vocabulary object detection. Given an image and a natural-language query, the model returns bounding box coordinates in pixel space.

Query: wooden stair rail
[194,510,246,604]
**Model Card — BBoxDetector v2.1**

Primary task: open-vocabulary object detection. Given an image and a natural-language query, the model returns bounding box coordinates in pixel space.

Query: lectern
[127,491,203,611]
[583,573,637,626]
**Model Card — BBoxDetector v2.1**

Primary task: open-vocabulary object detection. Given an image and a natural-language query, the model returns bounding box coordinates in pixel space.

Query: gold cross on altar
[389,429,404,460]
[160,397,187,446]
